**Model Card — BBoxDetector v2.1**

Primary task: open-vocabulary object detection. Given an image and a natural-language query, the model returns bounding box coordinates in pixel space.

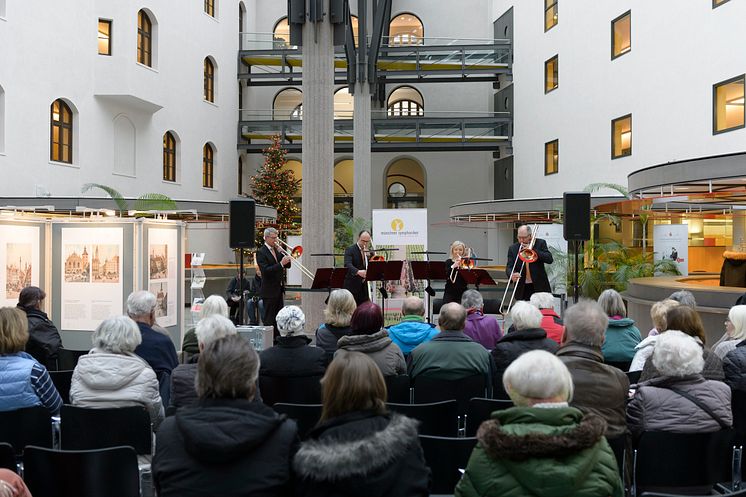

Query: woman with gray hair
[70,315,164,428]
[461,289,502,350]
[456,350,622,497]
[315,289,356,362]
[627,330,732,436]
[597,288,641,367]
[181,294,230,354]
[259,305,326,381]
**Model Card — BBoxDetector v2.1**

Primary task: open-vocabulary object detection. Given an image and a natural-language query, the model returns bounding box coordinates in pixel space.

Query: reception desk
[624,276,745,345]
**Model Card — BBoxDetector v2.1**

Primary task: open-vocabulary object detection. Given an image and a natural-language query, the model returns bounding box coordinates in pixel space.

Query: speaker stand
[238,249,245,325]
[572,240,581,304]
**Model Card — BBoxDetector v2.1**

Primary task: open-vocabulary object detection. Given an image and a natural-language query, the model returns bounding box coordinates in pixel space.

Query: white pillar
[353,83,372,221]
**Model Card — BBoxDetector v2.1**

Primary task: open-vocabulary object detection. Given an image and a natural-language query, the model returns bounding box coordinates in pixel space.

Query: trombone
[276,238,315,280]
[449,247,474,282]
[499,224,539,313]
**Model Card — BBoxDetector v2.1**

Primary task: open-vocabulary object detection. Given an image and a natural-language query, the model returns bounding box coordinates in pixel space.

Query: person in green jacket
[598,288,642,365]
[455,350,623,497]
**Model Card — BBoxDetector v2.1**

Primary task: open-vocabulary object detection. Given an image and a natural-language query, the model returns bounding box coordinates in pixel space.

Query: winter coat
[0,352,45,412]
[169,361,199,409]
[630,334,658,372]
[181,327,198,355]
[70,349,164,429]
[337,330,406,376]
[627,374,732,437]
[19,306,63,369]
[723,340,746,392]
[601,317,641,363]
[539,308,565,344]
[387,316,439,355]
[293,410,430,497]
[714,338,740,360]
[259,335,327,378]
[492,327,559,398]
[455,406,623,497]
[314,323,352,362]
[463,312,502,350]
[556,342,630,438]
[407,331,494,382]
[640,343,724,382]
[153,398,297,497]
[134,322,179,376]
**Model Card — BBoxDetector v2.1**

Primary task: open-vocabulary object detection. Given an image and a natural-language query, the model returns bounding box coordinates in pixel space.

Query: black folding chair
[56,349,89,371]
[49,370,74,405]
[384,374,412,404]
[60,405,152,455]
[258,375,322,406]
[641,490,746,496]
[273,403,322,439]
[413,374,488,415]
[387,400,459,437]
[0,406,53,456]
[0,442,16,472]
[464,397,513,437]
[23,445,140,497]
[419,435,477,494]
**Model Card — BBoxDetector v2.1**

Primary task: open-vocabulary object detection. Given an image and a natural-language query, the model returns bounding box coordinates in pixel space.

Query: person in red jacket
[530,292,565,343]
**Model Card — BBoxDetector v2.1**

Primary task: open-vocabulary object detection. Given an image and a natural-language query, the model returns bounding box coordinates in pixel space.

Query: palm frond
[81,183,128,211]
[132,194,178,212]
[583,182,630,198]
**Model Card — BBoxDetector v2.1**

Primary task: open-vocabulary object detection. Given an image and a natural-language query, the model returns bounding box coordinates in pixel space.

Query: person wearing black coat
[343,230,373,306]
[256,227,292,339]
[17,286,63,370]
[505,225,553,301]
[153,335,297,497]
[259,306,326,378]
[443,241,469,305]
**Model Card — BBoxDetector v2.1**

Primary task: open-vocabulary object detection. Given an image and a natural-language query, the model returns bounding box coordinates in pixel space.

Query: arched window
[202,143,214,188]
[334,87,354,119]
[273,17,291,48]
[50,99,73,164]
[273,88,303,119]
[389,13,424,46]
[204,57,215,102]
[163,132,177,182]
[387,86,424,117]
[385,158,425,208]
[137,10,153,66]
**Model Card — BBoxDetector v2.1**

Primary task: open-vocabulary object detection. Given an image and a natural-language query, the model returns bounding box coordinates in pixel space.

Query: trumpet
[276,238,314,280]
[500,224,539,314]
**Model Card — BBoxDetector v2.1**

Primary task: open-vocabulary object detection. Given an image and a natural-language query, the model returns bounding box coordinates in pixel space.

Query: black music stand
[458,269,497,291]
[366,260,404,312]
[410,261,448,323]
[311,268,347,303]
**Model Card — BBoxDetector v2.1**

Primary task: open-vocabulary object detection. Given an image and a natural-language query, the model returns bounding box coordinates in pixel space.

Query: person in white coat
[70,315,164,429]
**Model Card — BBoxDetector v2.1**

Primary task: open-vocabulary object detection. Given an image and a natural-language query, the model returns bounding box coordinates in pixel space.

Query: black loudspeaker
[229,199,256,248]
[563,192,591,241]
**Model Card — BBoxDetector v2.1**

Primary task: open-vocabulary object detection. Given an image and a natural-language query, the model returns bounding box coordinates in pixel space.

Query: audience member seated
[17,286,63,370]
[0,468,31,497]
[408,302,493,382]
[492,301,558,398]
[314,289,356,362]
[170,315,236,409]
[153,335,297,497]
[640,305,724,382]
[669,290,697,309]
[460,290,502,350]
[455,350,622,497]
[556,300,629,438]
[260,306,326,379]
[293,351,430,497]
[0,307,62,415]
[337,302,405,376]
[630,299,680,372]
[226,269,252,325]
[598,289,641,366]
[529,292,564,344]
[627,330,732,437]
[387,296,439,355]
[181,295,229,355]
[70,315,163,429]
[723,326,746,394]
[713,305,746,359]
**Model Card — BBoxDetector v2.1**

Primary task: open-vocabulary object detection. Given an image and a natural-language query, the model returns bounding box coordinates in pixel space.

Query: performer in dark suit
[343,230,372,306]
[506,225,553,301]
[255,227,291,340]
[443,240,469,304]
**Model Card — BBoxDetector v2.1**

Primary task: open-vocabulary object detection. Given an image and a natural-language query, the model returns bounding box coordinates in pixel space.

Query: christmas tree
[249,135,301,244]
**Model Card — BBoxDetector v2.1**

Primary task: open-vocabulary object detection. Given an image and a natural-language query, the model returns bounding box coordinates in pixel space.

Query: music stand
[410,261,448,323]
[366,260,404,312]
[458,269,497,290]
[311,268,347,303]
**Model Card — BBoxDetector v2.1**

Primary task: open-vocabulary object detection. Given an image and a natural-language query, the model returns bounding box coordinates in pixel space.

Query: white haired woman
[627,330,732,437]
[181,294,229,355]
[455,350,622,497]
[70,315,164,429]
[259,305,326,380]
[713,305,746,360]
[315,289,356,362]
[598,288,641,367]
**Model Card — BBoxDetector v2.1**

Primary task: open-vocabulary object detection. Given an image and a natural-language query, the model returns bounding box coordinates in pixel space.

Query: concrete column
[353,83,372,221]
[301,10,335,333]
[733,212,746,251]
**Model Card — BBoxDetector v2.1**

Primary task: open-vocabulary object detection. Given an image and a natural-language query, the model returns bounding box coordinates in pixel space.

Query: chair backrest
[464,397,513,437]
[387,400,459,437]
[606,360,631,372]
[384,374,412,404]
[413,374,487,414]
[60,405,152,455]
[419,435,478,494]
[258,375,322,406]
[273,403,322,439]
[626,370,642,384]
[0,406,53,455]
[56,349,89,371]
[0,442,16,472]
[49,370,74,405]
[634,429,735,494]
[23,445,140,497]
[606,434,627,480]
[640,489,746,496]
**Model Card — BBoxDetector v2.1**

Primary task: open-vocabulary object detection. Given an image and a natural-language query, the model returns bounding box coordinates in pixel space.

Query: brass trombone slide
[276,238,315,280]
[499,224,539,314]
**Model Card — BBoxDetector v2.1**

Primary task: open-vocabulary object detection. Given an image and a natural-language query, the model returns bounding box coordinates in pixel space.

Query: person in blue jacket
[387,296,439,355]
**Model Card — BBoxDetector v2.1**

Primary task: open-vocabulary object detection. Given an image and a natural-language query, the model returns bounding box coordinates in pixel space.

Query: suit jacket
[343,243,370,296]
[505,237,552,299]
[255,244,289,299]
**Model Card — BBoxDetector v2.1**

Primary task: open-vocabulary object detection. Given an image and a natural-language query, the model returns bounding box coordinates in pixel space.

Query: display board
[0,223,43,307]
[147,227,179,327]
[654,224,689,276]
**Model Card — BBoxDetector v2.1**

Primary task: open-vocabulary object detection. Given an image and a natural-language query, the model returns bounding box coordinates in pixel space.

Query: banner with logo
[654,224,688,276]
[372,209,428,325]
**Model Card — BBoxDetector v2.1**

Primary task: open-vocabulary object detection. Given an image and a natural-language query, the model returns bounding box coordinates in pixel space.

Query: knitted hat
[276,305,305,336]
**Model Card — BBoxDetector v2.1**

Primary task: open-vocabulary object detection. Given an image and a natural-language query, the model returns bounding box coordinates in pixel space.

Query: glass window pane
[545,140,558,175]
[545,56,558,93]
[612,115,632,158]
[612,12,631,58]
[714,77,745,133]
[545,2,558,31]
[98,20,111,55]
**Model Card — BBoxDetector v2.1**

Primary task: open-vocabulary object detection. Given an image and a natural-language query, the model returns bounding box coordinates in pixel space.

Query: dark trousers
[519,283,535,302]
[262,296,284,340]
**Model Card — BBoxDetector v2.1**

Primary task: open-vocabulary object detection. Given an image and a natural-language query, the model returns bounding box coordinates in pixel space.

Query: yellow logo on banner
[391,219,404,231]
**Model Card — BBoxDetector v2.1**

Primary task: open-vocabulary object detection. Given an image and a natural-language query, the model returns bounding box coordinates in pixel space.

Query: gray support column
[301,6,335,333]
[353,83,372,221]
[733,212,746,250]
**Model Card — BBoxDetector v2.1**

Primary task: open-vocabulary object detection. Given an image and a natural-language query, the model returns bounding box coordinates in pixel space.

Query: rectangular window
[205,0,215,17]
[612,114,632,159]
[98,19,112,56]
[713,0,731,7]
[713,75,745,134]
[545,0,558,31]
[545,55,558,93]
[545,140,558,175]
[611,11,631,59]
